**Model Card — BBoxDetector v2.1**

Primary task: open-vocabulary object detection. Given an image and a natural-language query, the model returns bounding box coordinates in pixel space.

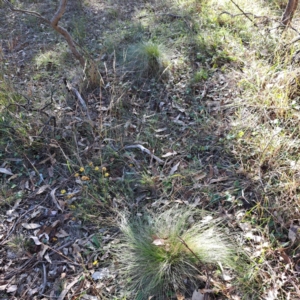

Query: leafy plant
[117,207,242,299]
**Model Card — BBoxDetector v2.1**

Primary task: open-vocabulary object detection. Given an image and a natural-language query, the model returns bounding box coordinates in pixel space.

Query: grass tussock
[125,41,170,79]
[117,207,243,299]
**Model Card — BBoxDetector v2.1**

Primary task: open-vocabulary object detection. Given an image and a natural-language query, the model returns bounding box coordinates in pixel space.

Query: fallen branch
[124,144,165,165]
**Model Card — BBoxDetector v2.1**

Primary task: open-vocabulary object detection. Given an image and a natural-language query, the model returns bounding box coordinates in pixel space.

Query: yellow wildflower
[88,162,93,167]
[79,167,85,172]
[104,172,110,177]
[92,260,98,265]
[102,166,107,172]
[81,176,90,181]
[237,131,244,138]
[74,173,80,177]
[60,189,66,195]
[94,166,99,171]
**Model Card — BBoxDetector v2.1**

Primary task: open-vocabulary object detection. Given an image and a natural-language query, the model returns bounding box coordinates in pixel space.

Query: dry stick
[46,243,82,266]
[177,236,211,299]
[3,0,85,67]
[229,0,258,27]
[177,236,201,263]
[124,144,165,165]
[3,0,50,22]
[40,263,47,295]
[63,79,91,119]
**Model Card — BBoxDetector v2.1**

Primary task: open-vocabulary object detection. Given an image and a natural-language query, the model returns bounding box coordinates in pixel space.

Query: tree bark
[282,0,299,26]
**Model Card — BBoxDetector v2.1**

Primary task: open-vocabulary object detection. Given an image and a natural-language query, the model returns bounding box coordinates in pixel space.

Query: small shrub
[117,207,242,299]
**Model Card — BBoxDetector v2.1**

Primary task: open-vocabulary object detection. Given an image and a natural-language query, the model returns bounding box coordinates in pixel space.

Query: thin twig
[177,235,202,264]
[63,78,90,118]
[229,0,258,27]
[46,243,82,266]
[3,0,50,24]
[124,144,165,164]
[40,263,47,295]
[178,235,211,300]
[219,11,269,20]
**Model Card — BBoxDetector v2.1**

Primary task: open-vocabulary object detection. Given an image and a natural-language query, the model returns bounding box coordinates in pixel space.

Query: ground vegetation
[0,0,300,299]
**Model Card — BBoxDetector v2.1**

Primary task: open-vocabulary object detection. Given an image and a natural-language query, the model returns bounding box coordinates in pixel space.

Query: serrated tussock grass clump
[126,41,169,78]
[117,207,242,299]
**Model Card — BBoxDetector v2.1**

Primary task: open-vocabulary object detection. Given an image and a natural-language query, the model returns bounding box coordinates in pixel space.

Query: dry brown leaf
[50,188,63,211]
[162,150,177,158]
[56,229,69,238]
[264,285,278,300]
[194,172,207,181]
[7,174,18,182]
[6,285,18,293]
[279,250,291,265]
[36,184,50,195]
[22,223,41,230]
[44,253,52,264]
[152,238,166,246]
[210,176,228,183]
[0,168,13,175]
[37,244,49,260]
[288,225,298,243]
[48,166,54,177]
[169,162,180,176]
[38,153,56,165]
[173,119,186,126]
[192,290,204,300]
[92,268,110,280]
[57,275,80,300]
[245,232,262,243]
[0,284,8,291]
[176,291,185,300]
[155,127,167,133]
[30,236,42,245]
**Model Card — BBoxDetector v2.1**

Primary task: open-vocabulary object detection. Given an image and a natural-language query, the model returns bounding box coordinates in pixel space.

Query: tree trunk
[50,0,85,67]
[282,0,299,26]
